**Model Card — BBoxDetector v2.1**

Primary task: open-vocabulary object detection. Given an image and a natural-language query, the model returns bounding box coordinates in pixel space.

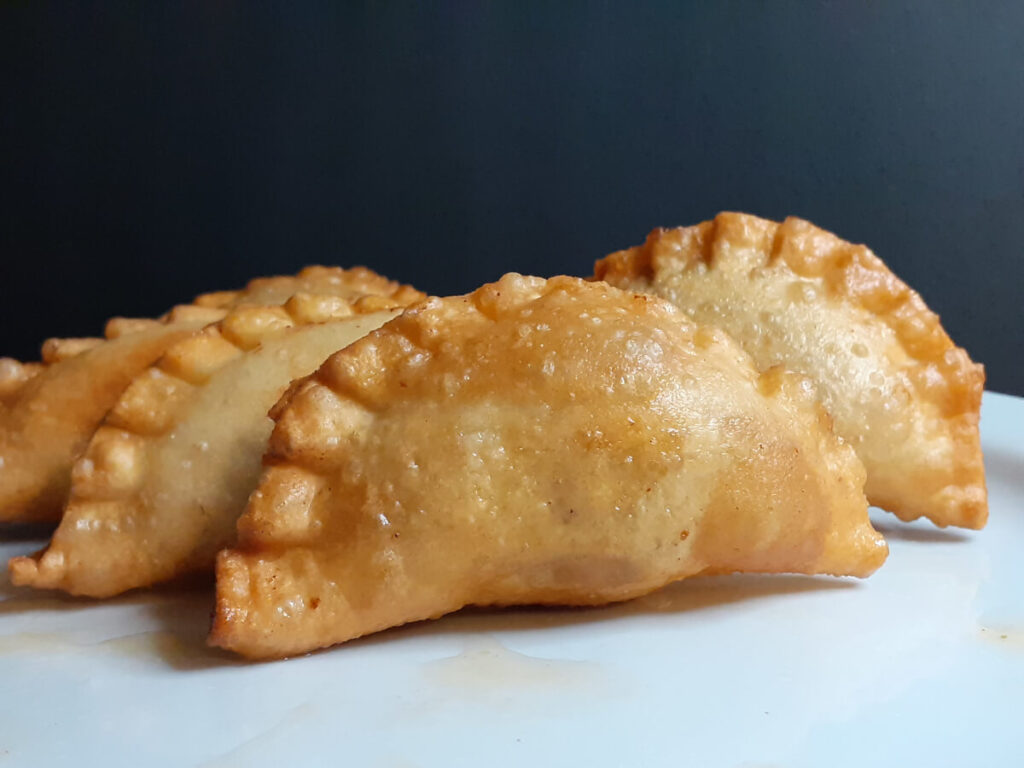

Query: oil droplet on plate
[979,625,1024,652]
[422,636,606,693]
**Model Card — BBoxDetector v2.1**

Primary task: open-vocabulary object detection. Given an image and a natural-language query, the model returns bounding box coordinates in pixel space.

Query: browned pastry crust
[0,306,226,523]
[0,359,46,405]
[9,294,409,595]
[595,212,987,529]
[193,265,425,310]
[0,267,424,524]
[210,273,885,659]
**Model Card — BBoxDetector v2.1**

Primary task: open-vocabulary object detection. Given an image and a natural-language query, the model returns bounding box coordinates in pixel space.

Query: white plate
[1,392,1021,767]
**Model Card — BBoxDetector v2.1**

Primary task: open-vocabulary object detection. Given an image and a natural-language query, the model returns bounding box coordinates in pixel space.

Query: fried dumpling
[9,294,409,596]
[594,213,986,529]
[0,306,225,523]
[0,266,423,524]
[210,274,886,659]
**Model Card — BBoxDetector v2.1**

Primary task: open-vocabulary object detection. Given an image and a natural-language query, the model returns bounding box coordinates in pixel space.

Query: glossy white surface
[1,391,1021,767]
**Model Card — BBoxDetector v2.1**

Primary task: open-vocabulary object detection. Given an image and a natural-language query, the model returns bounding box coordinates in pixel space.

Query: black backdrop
[2,2,1021,393]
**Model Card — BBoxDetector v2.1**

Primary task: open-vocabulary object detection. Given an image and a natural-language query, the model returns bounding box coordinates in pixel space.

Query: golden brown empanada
[210,274,886,659]
[594,213,987,529]
[0,306,225,523]
[9,294,409,596]
[0,266,423,524]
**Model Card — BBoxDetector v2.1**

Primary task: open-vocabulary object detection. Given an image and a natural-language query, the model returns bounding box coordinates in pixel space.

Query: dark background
[1,2,1021,393]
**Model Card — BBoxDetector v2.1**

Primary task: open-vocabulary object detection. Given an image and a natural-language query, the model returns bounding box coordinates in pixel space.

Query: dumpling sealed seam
[595,212,986,529]
[0,264,423,525]
[192,264,424,310]
[9,291,421,598]
[0,305,226,524]
[210,273,886,660]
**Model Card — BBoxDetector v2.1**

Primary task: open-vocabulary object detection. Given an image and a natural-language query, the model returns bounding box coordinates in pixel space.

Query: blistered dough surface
[0,320,212,523]
[0,265,421,524]
[595,212,987,529]
[211,274,885,659]
[9,296,404,596]
[193,265,425,310]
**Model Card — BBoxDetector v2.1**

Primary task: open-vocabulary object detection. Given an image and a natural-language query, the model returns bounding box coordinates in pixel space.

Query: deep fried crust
[211,273,885,659]
[0,267,423,524]
[8,293,409,595]
[0,313,222,523]
[0,359,45,404]
[193,265,425,310]
[595,212,987,529]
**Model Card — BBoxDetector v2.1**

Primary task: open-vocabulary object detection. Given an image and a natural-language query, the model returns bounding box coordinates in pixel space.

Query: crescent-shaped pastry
[0,306,225,523]
[594,213,986,529]
[0,266,423,524]
[210,274,886,659]
[9,294,409,596]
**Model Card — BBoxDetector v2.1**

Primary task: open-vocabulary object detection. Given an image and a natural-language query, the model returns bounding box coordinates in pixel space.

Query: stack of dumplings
[1,215,987,660]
